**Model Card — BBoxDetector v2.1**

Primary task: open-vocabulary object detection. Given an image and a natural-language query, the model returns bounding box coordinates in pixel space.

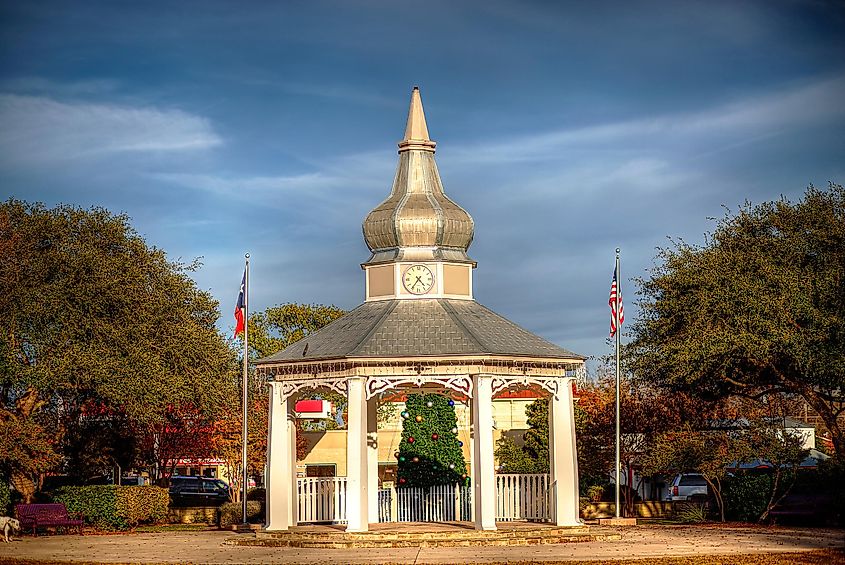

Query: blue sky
[2,1,843,367]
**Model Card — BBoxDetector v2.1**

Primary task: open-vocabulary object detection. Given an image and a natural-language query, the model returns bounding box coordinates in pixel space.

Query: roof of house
[256,298,584,365]
[708,417,815,430]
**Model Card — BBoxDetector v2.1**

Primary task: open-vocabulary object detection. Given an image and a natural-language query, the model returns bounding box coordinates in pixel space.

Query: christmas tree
[396,393,468,488]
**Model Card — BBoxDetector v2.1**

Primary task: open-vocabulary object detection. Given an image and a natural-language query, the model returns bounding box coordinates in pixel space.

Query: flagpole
[241,253,250,525]
[614,247,621,518]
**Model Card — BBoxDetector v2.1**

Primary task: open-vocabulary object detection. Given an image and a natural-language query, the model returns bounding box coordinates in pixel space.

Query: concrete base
[598,517,638,526]
[231,523,262,532]
[235,522,618,548]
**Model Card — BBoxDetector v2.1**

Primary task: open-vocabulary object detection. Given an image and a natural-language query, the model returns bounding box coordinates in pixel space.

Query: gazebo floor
[228,522,620,548]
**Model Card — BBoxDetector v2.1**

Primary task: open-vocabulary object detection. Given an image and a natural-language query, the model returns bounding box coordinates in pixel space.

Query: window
[306,464,336,477]
[680,475,708,486]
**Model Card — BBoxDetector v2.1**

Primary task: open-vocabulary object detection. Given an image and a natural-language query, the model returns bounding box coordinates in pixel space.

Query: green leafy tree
[0,200,234,500]
[248,303,345,360]
[629,183,845,455]
[495,398,549,474]
[398,394,467,488]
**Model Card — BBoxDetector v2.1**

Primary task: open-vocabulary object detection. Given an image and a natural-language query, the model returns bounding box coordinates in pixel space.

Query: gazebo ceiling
[256,298,584,366]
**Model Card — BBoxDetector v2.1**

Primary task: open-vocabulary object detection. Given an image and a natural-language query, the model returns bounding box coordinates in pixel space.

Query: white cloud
[0,94,222,167]
[449,75,845,165]
[152,171,345,197]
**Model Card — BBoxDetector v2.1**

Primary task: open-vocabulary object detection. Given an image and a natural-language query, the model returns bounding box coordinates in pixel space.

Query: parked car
[666,473,710,502]
[168,476,232,505]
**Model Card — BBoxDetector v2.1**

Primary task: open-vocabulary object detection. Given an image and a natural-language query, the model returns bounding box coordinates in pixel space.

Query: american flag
[609,267,624,337]
[233,270,246,339]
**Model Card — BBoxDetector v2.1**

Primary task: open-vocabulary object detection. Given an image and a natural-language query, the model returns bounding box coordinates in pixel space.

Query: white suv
[667,473,710,502]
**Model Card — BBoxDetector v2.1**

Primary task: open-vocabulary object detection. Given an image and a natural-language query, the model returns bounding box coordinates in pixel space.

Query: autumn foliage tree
[628,183,845,455]
[495,371,710,516]
[215,302,346,496]
[0,200,234,500]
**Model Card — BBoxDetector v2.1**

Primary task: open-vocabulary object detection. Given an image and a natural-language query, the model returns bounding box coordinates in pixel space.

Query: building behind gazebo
[256,88,585,532]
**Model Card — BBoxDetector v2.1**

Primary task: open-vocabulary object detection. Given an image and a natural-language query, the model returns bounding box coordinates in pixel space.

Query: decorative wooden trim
[277,377,348,402]
[490,375,576,400]
[365,375,472,400]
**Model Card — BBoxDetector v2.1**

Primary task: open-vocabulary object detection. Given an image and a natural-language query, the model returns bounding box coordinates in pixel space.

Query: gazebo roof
[257,298,584,365]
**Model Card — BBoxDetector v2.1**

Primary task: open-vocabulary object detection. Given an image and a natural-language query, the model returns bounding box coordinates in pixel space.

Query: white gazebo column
[548,377,581,526]
[265,382,296,531]
[346,377,369,532]
[471,374,496,530]
[367,396,379,523]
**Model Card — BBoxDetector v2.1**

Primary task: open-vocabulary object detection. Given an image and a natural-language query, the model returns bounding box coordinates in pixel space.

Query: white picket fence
[495,473,550,522]
[393,483,472,522]
[297,477,347,524]
[295,473,550,524]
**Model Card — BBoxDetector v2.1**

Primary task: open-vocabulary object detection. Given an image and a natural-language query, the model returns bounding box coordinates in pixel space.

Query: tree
[397,394,467,488]
[577,372,711,515]
[218,302,346,491]
[247,302,347,424]
[641,426,752,522]
[495,375,711,515]
[747,419,807,522]
[495,397,549,474]
[0,200,234,500]
[628,184,845,455]
[248,303,345,360]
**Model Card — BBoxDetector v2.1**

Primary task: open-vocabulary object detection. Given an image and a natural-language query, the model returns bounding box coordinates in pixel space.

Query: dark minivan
[169,476,231,505]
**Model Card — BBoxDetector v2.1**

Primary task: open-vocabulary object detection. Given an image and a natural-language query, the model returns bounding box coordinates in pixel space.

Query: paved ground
[0,524,842,564]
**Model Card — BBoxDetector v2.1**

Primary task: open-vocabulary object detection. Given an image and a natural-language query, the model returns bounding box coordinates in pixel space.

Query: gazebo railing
[294,473,549,524]
[495,473,550,522]
[296,477,347,524]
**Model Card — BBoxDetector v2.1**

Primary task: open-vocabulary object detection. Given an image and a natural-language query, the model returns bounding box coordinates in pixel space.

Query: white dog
[0,517,20,542]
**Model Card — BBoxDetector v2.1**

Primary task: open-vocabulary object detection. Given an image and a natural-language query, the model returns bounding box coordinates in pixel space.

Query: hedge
[246,487,265,501]
[53,485,169,530]
[219,500,264,528]
[0,477,11,516]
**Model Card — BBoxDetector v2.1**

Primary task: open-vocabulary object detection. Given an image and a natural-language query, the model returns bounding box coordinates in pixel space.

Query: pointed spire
[398,86,436,153]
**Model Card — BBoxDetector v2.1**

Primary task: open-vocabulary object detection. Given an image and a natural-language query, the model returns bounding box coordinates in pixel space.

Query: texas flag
[233,271,245,339]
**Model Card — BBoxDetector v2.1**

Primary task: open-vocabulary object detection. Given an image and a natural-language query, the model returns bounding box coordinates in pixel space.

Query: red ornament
[399,478,406,484]
[431,433,439,440]
[412,457,420,463]
[408,436,415,443]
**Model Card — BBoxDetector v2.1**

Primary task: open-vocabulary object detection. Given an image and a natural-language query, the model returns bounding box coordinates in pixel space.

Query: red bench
[15,503,84,536]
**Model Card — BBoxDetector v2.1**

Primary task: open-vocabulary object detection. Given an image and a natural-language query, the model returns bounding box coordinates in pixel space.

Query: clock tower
[362,87,475,301]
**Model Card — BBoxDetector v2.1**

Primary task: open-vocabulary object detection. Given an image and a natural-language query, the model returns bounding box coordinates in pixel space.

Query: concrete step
[230,526,619,548]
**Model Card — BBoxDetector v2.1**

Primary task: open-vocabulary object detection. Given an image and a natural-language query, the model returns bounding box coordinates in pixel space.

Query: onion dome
[362,87,474,265]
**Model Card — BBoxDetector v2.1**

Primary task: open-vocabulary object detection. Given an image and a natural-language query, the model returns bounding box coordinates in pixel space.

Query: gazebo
[256,87,585,533]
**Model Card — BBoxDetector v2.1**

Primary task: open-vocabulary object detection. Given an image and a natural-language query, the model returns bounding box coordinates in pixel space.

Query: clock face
[402,264,435,295]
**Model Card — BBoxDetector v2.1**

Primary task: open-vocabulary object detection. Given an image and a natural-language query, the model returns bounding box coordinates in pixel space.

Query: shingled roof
[257,299,583,364]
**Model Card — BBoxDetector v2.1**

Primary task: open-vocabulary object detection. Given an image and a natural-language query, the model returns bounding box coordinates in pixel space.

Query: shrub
[816,457,845,526]
[218,501,264,528]
[723,474,773,522]
[53,485,169,530]
[0,477,11,516]
[586,484,605,502]
[117,486,169,527]
[246,487,265,501]
[676,502,708,523]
